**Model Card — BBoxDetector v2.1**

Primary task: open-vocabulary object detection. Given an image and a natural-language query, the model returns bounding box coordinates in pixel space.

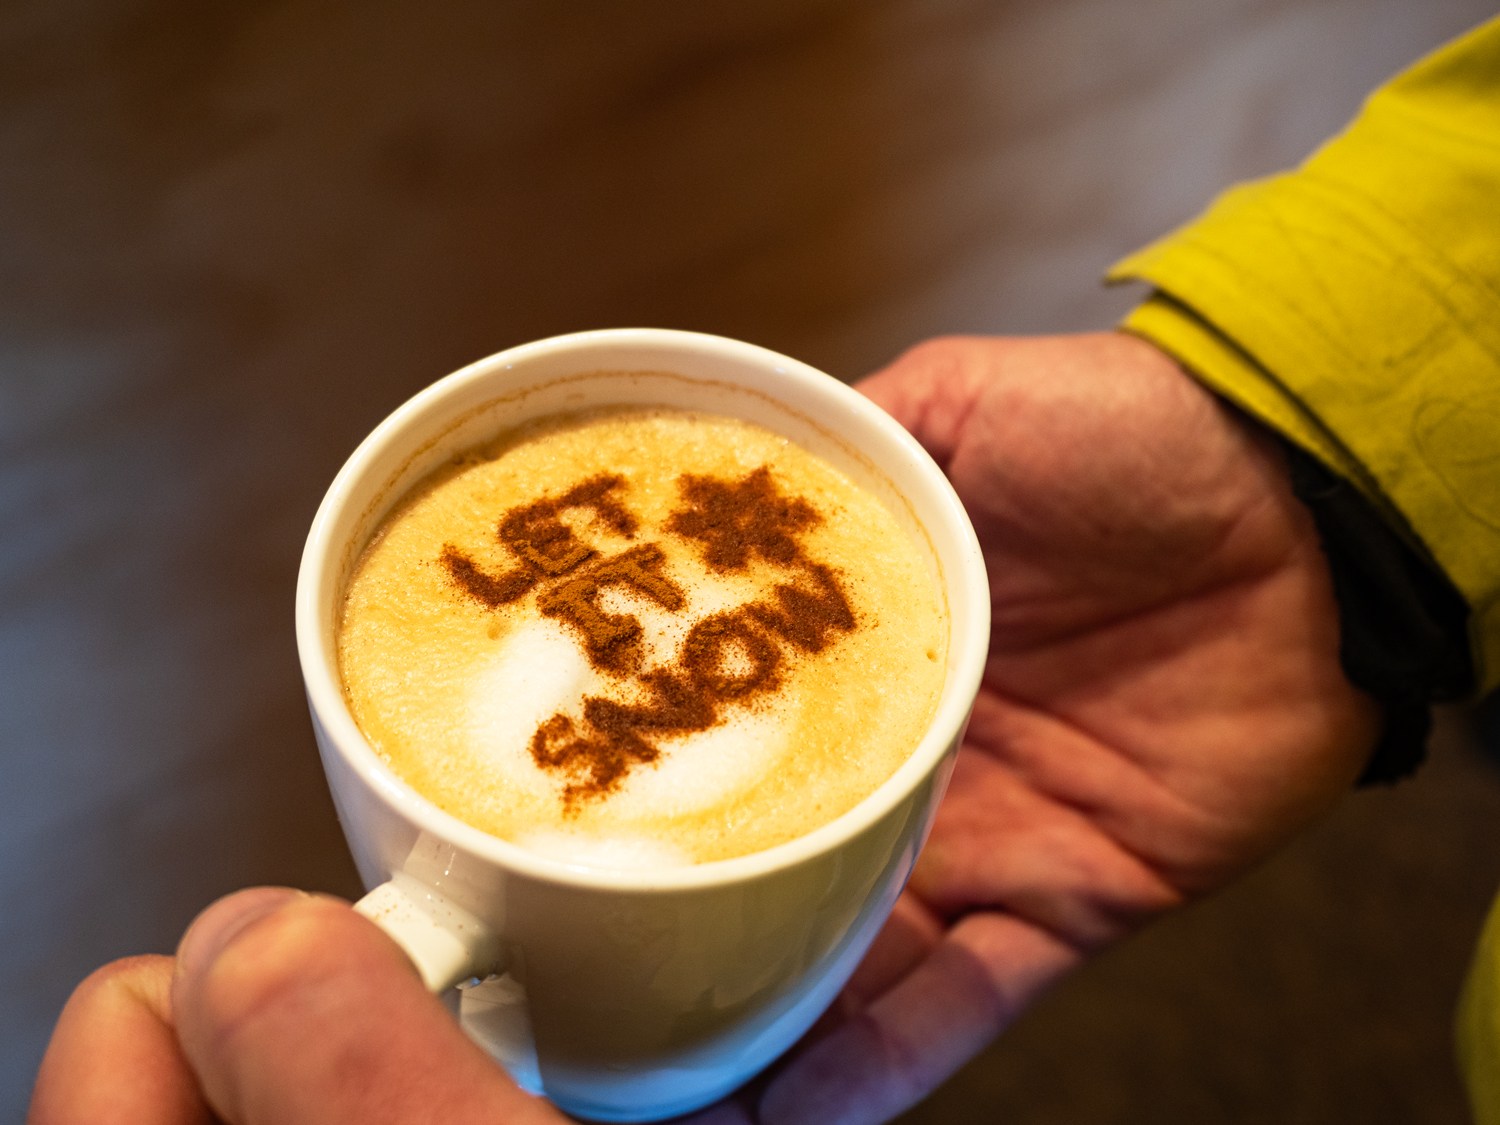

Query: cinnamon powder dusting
[442,465,856,809]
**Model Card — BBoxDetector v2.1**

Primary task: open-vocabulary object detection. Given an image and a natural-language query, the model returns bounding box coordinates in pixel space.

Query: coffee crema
[338,405,946,867]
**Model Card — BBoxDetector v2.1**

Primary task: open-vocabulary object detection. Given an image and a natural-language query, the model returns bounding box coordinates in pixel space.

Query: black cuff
[1274,439,1474,785]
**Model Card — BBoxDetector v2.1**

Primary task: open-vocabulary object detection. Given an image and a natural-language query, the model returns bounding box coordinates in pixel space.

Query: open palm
[714,333,1381,1125]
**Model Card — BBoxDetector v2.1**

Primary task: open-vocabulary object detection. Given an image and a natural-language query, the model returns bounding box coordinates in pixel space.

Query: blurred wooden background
[3,0,1498,1120]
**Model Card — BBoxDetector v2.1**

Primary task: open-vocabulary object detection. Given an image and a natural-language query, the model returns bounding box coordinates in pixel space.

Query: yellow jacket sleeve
[1465,898,1500,1125]
[1108,17,1500,696]
[1106,19,1500,1122]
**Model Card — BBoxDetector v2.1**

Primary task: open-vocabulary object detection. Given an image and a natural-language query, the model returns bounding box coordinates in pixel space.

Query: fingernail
[177,887,305,982]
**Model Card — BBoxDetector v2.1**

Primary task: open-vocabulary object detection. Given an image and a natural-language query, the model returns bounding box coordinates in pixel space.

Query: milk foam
[466,602,788,820]
[338,404,947,867]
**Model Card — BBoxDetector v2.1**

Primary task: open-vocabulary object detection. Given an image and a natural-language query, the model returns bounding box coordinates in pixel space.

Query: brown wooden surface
[4,1,1498,1120]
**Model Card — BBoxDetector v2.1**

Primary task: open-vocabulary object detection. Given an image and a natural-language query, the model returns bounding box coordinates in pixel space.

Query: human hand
[31,334,1380,1125]
[698,332,1382,1124]
[28,888,570,1124]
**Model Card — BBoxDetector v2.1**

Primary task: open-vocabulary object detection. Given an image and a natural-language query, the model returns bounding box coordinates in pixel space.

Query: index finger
[853,337,992,471]
[29,954,215,1125]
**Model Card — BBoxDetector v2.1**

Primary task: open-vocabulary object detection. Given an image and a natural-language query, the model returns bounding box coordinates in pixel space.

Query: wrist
[1250,425,1472,783]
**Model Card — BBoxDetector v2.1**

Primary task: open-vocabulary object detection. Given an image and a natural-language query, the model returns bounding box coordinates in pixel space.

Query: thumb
[171,887,559,1125]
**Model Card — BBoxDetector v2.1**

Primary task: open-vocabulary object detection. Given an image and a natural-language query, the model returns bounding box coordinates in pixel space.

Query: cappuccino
[338,404,946,867]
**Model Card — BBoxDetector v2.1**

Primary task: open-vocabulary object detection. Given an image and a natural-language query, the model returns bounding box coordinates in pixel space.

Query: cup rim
[296,328,989,892]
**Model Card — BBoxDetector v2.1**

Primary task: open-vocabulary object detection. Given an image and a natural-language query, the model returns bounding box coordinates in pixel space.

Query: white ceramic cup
[295,328,989,1122]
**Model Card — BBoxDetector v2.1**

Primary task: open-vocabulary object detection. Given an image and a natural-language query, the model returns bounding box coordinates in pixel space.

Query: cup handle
[354,873,505,992]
